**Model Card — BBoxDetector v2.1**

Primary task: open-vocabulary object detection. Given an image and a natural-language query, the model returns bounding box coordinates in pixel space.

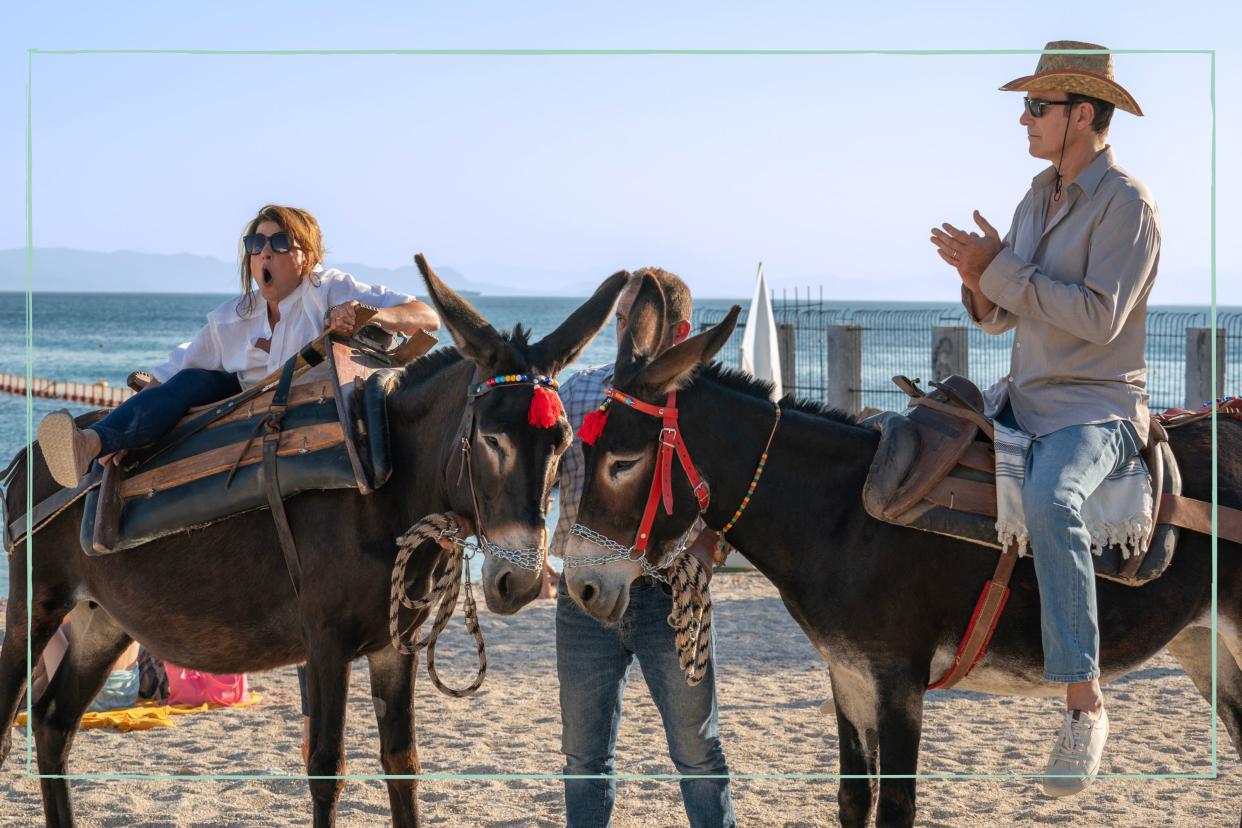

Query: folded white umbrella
[739,262,783,401]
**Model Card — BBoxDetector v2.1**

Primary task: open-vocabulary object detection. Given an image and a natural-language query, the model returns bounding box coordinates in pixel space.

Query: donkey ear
[617,272,667,372]
[414,253,505,366]
[531,270,630,376]
[638,305,741,394]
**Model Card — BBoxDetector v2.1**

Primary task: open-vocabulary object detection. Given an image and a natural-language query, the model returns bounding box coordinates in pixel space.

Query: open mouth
[262,266,273,285]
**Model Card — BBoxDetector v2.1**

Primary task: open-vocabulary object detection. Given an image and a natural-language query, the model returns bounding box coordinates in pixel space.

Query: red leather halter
[601,387,711,557]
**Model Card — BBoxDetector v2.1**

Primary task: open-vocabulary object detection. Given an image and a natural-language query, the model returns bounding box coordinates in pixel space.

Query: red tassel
[528,385,564,429]
[578,407,609,445]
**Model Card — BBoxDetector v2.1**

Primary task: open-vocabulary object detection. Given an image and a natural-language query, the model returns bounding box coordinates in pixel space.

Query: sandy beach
[2,575,1239,827]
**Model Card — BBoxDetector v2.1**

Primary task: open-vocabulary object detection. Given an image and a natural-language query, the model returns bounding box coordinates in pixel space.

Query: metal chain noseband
[388,512,488,698]
[480,540,545,572]
[566,523,691,583]
[565,523,633,562]
[568,521,707,682]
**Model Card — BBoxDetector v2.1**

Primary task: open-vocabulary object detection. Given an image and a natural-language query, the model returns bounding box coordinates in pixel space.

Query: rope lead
[666,553,713,686]
[389,512,488,698]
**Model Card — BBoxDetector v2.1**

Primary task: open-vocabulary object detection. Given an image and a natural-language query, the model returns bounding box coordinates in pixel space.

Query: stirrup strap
[260,354,304,597]
[927,542,1019,690]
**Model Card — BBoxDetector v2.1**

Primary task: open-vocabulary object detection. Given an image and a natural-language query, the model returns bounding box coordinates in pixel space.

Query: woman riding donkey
[4,255,630,827]
[37,204,438,488]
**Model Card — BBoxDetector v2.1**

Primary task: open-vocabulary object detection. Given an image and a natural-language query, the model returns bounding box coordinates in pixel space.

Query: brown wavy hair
[236,205,325,316]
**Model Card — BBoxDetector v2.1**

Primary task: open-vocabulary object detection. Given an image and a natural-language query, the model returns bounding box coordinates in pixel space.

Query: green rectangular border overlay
[22,47,1218,784]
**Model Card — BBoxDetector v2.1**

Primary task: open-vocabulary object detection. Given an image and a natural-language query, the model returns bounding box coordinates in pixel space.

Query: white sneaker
[1042,708,1109,797]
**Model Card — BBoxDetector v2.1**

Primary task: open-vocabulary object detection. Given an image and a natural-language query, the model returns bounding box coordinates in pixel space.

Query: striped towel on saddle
[993,422,1153,559]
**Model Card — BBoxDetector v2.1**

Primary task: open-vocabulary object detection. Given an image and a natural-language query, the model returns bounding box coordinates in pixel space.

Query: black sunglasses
[242,230,292,255]
[1024,97,1076,118]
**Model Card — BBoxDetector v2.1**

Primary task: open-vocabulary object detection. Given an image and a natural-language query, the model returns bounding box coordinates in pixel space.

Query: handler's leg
[557,574,633,827]
[630,581,735,828]
[1024,419,1140,796]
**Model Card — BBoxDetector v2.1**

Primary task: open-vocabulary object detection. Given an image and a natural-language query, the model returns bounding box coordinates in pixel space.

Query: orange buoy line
[0,372,133,407]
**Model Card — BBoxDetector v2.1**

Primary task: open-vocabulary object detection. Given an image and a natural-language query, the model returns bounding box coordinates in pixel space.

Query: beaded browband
[467,373,564,429]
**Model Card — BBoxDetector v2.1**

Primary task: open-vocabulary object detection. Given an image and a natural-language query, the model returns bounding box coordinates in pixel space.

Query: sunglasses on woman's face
[243,231,292,255]
[1023,97,1075,118]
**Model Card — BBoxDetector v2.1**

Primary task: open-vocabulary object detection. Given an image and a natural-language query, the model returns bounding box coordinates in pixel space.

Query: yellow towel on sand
[14,694,262,733]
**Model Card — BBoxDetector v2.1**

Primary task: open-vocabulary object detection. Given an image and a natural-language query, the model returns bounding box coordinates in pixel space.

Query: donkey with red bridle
[562,274,1242,827]
[0,260,627,828]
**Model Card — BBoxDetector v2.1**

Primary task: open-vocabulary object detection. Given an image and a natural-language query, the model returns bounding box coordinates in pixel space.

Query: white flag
[739,262,783,401]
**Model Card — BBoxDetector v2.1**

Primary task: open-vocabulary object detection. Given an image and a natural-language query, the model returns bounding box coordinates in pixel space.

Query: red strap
[927,544,1019,690]
[927,580,1011,690]
[635,455,664,554]
[604,387,677,419]
[623,390,711,556]
[675,432,710,511]
[659,393,677,514]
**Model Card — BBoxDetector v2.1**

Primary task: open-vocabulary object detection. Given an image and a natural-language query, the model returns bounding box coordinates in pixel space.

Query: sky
[2,2,1237,303]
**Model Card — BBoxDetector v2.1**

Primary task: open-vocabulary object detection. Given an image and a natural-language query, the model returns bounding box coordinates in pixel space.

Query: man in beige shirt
[930,42,1160,796]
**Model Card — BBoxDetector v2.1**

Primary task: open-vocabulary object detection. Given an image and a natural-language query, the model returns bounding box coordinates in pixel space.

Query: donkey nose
[580,582,596,604]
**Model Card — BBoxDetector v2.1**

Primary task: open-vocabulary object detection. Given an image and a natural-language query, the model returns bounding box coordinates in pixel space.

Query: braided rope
[665,552,713,686]
[388,512,488,698]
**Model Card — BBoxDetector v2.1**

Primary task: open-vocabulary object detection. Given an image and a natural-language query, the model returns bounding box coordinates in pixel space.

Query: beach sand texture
[2,574,1239,827]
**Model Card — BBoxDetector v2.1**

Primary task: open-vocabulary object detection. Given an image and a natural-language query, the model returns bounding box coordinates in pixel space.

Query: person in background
[551,269,736,828]
[31,613,141,713]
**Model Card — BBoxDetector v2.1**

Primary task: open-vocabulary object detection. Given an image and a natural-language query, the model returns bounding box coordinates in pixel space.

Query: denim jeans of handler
[89,368,242,456]
[997,405,1142,682]
[556,575,735,828]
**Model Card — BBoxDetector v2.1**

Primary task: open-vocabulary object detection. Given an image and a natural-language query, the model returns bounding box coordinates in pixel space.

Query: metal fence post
[931,326,969,381]
[1185,327,1226,407]
[827,324,863,414]
[777,322,796,395]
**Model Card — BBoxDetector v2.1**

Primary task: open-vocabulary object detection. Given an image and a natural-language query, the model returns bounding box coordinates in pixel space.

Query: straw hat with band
[1002,41,1142,202]
[1000,40,1142,116]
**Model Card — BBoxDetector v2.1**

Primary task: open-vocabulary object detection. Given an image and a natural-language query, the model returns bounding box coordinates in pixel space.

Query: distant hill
[0,248,551,296]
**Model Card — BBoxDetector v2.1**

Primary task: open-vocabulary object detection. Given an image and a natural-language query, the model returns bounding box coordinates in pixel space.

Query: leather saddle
[862,375,1182,586]
[75,323,436,556]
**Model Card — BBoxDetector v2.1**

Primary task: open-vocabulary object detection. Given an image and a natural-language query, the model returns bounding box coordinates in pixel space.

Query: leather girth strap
[261,352,305,597]
[1159,493,1242,545]
[927,543,1020,691]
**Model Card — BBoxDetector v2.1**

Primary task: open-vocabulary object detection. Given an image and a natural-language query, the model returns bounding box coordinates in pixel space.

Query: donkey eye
[483,435,501,449]
[609,458,639,476]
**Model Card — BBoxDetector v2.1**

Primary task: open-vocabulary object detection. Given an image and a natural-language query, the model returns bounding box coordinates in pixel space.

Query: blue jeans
[87,665,140,713]
[556,575,735,828]
[89,369,241,456]
[1000,407,1142,682]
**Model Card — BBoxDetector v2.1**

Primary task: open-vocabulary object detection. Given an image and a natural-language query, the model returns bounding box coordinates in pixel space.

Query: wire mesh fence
[693,305,1240,414]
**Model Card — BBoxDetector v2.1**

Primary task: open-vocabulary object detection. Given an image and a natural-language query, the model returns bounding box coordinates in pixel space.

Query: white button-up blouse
[151,266,415,389]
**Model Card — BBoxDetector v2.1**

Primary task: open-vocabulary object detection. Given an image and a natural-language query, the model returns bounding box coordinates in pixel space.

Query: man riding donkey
[931,41,1160,794]
[550,268,736,827]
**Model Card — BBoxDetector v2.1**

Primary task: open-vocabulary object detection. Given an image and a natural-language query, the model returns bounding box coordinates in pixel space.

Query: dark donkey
[562,275,1242,827]
[0,259,627,828]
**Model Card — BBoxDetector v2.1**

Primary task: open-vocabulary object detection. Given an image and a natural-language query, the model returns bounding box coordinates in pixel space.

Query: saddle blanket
[993,421,1152,559]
